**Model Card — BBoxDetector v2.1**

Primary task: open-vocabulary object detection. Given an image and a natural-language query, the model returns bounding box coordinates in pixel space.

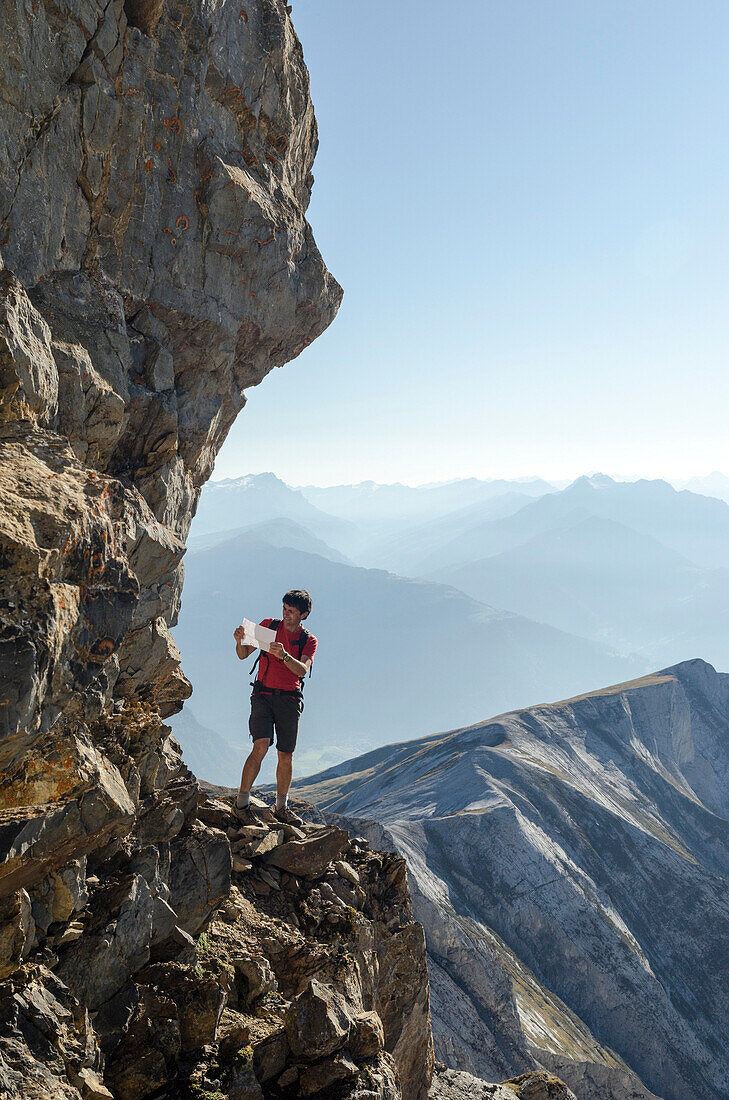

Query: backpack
[249,619,313,689]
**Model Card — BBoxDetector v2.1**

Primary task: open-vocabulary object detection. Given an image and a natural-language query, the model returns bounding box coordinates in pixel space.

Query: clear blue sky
[212,0,729,486]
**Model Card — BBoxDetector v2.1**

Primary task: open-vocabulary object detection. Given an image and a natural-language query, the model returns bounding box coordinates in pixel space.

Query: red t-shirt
[257,618,317,691]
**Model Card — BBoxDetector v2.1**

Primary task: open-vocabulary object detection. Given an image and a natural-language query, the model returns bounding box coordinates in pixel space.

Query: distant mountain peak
[570,472,615,490]
[209,471,291,491]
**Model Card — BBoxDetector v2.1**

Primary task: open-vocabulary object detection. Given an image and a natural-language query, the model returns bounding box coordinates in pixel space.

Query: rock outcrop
[0,786,437,1098]
[430,1065,577,1100]
[296,659,729,1100]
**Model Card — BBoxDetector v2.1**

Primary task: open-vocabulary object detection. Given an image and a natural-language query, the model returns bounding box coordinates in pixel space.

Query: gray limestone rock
[166,821,231,934]
[264,826,349,877]
[0,0,341,745]
[284,977,354,1060]
[300,660,729,1100]
[0,271,58,425]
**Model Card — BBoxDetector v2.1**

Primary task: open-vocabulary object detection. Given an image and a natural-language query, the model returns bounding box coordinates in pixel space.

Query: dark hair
[283,589,312,616]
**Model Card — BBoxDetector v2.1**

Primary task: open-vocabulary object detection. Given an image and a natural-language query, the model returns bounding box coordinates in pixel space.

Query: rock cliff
[296,659,729,1100]
[0,0,341,742]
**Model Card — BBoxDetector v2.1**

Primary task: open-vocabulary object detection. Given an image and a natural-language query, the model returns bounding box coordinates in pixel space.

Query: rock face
[0,0,341,747]
[296,659,729,1100]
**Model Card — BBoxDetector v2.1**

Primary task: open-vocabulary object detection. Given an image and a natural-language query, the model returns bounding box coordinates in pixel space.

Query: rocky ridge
[295,659,729,1100]
[0,771,578,1099]
[0,779,432,1098]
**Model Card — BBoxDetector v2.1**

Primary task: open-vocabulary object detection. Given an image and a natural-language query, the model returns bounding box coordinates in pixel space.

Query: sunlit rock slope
[295,658,729,1100]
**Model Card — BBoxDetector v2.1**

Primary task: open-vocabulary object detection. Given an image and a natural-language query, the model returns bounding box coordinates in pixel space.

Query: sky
[211,0,729,487]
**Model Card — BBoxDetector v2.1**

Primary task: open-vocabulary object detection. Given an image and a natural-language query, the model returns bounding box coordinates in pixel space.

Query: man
[232,589,317,827]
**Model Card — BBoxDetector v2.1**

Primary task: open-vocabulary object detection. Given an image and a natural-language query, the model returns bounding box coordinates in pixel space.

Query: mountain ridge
[293,658,729,1100]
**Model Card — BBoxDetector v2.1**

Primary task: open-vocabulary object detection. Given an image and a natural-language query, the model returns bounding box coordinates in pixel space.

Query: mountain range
[171,529,641,784]
[292,658,729,1100]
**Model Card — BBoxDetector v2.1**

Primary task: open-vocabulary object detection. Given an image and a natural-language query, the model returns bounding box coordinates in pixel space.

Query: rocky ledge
[0,770,435,1099]
[430,1065,576,1100]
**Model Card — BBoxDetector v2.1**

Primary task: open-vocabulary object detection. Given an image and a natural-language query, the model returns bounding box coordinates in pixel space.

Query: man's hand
[269,642,286,660]
[234,625,255,660]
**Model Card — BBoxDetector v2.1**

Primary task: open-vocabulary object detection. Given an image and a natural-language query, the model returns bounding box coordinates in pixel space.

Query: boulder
[263,828,349,878]
[138,961,225,1052]
[284,977,354,1061]
[233,952,278,1005]
[503,1072,578,1100]
[334,859,361,886]
[196,797,234,830]
[349,1010,386,1059]
[300,1052,359,1095]
[252,1025,290,1082]
[247,830,284,858]
[166,821,231,935]
[104,983,181,1100]
[216,1007,252,1061]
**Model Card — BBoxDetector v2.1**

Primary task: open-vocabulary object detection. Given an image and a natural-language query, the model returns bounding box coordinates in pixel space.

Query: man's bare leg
[237,738,270,807]
[272,750,303,825]
[275,750,293,808]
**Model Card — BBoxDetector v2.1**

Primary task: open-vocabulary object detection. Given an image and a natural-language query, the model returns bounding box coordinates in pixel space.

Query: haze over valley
[172,470,729,783]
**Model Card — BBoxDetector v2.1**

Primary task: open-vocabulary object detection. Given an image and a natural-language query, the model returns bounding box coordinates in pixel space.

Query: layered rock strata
[296,659,729,1100]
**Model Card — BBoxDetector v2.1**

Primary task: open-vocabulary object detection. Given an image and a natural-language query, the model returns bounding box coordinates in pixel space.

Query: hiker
[232,589,317,827]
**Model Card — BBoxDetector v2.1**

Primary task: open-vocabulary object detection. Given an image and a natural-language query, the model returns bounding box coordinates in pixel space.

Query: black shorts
[249,690,303,754]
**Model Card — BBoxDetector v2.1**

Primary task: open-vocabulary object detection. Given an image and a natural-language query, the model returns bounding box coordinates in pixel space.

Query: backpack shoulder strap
[298,627,313,676]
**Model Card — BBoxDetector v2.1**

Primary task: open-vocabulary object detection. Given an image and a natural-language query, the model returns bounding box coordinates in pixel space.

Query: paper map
[239,618,277,653]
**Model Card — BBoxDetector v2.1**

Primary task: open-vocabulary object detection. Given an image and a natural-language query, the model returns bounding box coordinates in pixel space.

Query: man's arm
[233,625,255,661]
[269,642,312,678]
[283,654,312,678]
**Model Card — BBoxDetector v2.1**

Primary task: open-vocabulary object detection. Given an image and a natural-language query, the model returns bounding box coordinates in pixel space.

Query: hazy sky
[212,0,729,486]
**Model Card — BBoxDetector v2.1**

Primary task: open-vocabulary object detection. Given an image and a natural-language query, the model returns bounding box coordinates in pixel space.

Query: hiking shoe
[272,804,304,827]
[233,803,261,826]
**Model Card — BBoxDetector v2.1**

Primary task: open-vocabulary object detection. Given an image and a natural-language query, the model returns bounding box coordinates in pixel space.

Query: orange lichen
[163,116,182,135]
[175,214,189,231]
